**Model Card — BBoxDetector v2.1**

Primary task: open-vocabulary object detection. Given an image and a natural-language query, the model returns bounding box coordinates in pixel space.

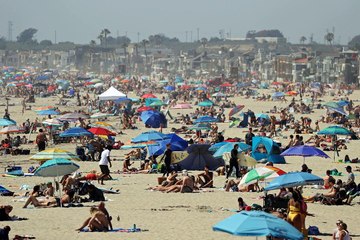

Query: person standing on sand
[98,145,112,185]
[161,144,173,177]
[35,129,47,152]
[21,97,26,115]
[226,144,240,179]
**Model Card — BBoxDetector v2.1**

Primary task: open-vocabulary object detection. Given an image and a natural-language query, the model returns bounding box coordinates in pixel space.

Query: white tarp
[98,86,126,100]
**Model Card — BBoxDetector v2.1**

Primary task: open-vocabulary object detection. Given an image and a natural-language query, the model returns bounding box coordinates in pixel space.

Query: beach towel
[80,227,144,233]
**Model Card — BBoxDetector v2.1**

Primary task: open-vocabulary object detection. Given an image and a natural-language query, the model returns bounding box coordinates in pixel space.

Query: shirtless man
[77,203,112,231]
[196,166,213,188]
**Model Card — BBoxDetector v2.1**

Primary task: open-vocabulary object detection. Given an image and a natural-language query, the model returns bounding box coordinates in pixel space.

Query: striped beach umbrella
[239,166,286,186]
[30,148,80,161]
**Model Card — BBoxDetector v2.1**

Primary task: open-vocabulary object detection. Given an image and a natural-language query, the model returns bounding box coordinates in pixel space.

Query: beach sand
[0,89,359,240]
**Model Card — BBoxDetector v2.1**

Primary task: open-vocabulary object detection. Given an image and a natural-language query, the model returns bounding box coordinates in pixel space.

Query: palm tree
[201,37,208,50]
[300,36,307,44]
[89,40,96,47]
[142,39,149,61]
[97,34,104,46]
[141,39,150,73]
[122,43,128,64]
[99,29,111,46]
[324,32,334,45]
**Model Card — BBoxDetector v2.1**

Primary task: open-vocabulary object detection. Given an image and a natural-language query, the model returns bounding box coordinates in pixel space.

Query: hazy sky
[1,0,359,44]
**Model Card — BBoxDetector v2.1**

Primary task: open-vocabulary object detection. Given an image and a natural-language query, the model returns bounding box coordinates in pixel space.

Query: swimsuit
[183,186,193,193]
[288,205,300,222]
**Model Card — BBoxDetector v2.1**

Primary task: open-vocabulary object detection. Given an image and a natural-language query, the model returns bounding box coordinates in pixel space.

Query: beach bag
[308,226,320,235]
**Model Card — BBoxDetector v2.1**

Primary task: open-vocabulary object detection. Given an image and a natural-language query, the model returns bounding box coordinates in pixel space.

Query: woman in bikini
[287,190,302,232]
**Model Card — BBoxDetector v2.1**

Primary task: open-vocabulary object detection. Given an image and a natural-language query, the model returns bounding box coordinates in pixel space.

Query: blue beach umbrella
[34,158,80,177]
[131,130,166,143]
[264,172,324,191]
[213,142,251,158]
[280,145,329,163]
[195,115,218,123]
[148,134,188,156]
[36,110,60,115]
[140,110,166,128]
[337,100,350,107]
[272,92,285,98]
[114,97,132,105]
[213,211,303,240]
[59,127,93,138]
[197,100,213,107]
[189,123,212,131]
[256,113,270,120]
[0,118,16,126]
[208,142,228,152]
[164,85,175,91]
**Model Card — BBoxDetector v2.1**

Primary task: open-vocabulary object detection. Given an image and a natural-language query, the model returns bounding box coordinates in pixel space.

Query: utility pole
[54,30,57,44]
[197,28,199,42]
[190,31,193,42]
[137,32,140,43]
[185,31,188,42]
[8,21,13,41]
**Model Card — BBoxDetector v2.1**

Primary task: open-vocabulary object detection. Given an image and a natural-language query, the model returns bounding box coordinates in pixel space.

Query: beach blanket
[80,227,144,233]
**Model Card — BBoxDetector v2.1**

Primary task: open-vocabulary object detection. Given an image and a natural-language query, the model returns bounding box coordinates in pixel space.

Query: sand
[0,89,359,240]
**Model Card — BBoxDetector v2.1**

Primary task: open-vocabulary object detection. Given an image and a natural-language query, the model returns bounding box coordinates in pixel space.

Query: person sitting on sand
[304,178,337,203]
[0,205,13,221]
[123,157,137,173]
[0,226,10,240]
[238,197,248,211]
[76,206,109,232]
[61,174,77,191]
[76,202,112,231]
[43,182,54,197]
[324,170,336,189]
[195,166,213,188]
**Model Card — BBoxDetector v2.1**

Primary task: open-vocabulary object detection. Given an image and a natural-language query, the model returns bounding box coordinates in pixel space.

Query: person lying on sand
[224,179,260,192]
[22,189,74,208]
[166,171,198,193]
[76,206,109,232]
[147,171,179,191]
[76,202,112,231]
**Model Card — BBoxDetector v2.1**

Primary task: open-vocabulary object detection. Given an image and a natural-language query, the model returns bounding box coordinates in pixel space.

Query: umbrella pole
[303,157,305,164]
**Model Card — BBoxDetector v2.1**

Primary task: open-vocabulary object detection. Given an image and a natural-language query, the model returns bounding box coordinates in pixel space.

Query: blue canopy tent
[251,137,285,164]
[179,144,224,170]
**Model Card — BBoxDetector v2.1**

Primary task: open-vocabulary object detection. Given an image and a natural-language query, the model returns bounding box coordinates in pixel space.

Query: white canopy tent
[98,86,126,100]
